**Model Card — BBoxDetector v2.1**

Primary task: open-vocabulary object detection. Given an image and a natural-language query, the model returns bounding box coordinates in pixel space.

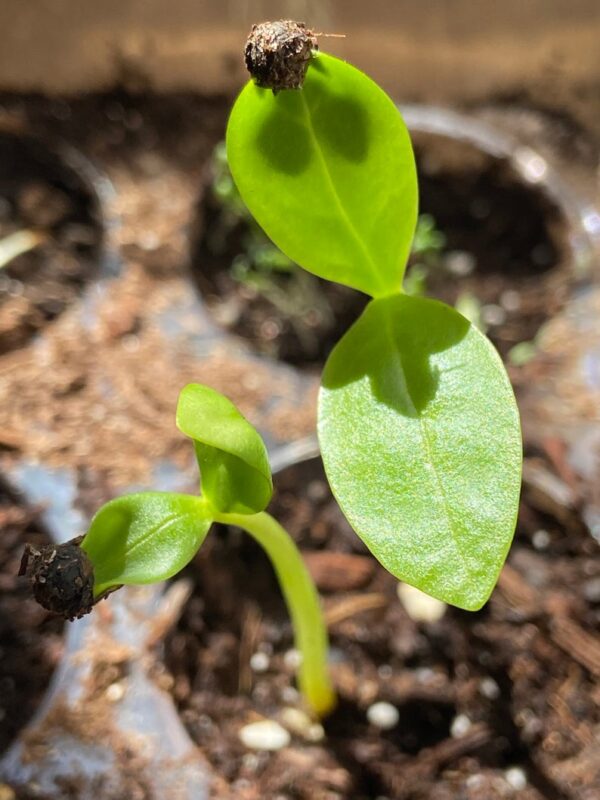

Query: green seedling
[22,21,522,719]
[23,383,335,717]
[228,21,522,611]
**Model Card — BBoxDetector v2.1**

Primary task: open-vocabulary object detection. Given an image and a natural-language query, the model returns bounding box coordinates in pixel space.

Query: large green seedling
[226,42,522,611]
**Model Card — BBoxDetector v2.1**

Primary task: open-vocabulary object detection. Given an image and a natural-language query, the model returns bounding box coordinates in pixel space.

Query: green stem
[213,509,335,718]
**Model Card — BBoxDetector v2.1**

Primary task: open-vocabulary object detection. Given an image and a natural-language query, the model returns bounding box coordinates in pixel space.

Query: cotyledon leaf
[318,294,522,610]
[82,492,211,596]
[227,52,418,298]
[176,383,272,515]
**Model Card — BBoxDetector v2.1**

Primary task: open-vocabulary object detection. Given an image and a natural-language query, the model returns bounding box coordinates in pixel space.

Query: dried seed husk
[19,535,95,620]
[245,20,318,92]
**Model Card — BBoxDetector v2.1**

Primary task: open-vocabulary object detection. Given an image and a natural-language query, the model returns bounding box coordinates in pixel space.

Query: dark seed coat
[245,20,318,92]
[19,536,95,620]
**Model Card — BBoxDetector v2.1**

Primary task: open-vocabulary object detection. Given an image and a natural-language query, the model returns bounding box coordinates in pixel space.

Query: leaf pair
[226,52,522,609]
[82,385,272,596]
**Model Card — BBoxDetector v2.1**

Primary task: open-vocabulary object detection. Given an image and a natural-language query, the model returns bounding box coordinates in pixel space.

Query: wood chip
[0,429,23,450]
[325,592,388,627]
[550,616,600,678]
[497,563,539,611]
[522,459,578,522]
[303,551,375,592]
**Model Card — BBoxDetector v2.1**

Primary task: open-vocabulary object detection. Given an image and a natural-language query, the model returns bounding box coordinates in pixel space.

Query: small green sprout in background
[403,213,446,297]
[22,20,523,718]
[508,339,538,366]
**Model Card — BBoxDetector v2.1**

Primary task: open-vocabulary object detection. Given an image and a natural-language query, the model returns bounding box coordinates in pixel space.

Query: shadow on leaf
[254,56,370,176]
[322,295,470,416]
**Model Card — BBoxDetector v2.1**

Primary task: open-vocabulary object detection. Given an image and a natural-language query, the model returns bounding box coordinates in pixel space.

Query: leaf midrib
[383,310,474,578]
[128,510,189,556]
[298,91,385,295]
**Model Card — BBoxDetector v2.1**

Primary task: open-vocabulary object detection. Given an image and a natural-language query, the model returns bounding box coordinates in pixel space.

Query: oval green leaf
[82,492,211,596]
[318,295,522,610]
[176,383,272,514]
[226,52,418,298]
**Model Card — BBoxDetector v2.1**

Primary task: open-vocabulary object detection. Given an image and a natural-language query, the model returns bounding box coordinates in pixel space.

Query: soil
[412,134,571,358]
[0,483,64,754]
[162,453,600,800]
[0,133,103,354]
[191,133,570,367]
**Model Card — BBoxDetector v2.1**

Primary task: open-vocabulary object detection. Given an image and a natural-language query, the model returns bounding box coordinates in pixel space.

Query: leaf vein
[383,313,473,576]
[127,511,191,558]
[299,91,384,294]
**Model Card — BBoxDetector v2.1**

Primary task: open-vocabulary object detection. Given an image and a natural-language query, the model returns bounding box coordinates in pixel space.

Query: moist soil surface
[192,133,570,367]
[0,484,64,754]
[0,133,103,355]
[163,455,600,800]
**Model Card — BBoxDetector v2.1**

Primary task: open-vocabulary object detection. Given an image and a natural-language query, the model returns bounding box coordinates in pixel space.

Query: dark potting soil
[162,456,600,800]
[0,133,103,355]
[0,484,64,754]
[191,134,570,368]
[413,134,570,357]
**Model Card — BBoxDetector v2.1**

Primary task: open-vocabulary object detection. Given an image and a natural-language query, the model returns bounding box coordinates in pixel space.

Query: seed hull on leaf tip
[19,536,96,620]
[245,20,318,92]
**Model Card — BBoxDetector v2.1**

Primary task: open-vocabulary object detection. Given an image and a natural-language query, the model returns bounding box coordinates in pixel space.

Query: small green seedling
[23,383,335,717]
[87,384,334,716]
[22,21,522,720]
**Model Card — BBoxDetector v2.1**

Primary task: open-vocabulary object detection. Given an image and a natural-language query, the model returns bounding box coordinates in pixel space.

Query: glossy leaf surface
[176,383,272,514]
[318,295,522,610]
[82,492,211,596]
[227,53,417,297]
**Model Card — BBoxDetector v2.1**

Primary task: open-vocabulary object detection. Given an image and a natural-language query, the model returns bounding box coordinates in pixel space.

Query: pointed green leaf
[82,492,211,596]
[176,383,272,514]
[318,295,522,610]
[226,52,417,298]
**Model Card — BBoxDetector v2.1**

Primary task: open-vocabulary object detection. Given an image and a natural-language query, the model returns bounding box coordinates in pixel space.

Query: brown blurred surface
[0,1,598,130]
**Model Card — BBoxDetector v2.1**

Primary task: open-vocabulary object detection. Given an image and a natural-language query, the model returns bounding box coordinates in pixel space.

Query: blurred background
[0,0,598,132]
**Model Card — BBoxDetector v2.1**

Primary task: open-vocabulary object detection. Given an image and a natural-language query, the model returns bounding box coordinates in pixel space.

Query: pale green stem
[213,509,336,718]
